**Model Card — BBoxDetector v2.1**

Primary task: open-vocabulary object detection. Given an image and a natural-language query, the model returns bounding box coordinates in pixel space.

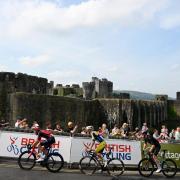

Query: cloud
[0,64,9,71]
[160,14,180,29]
[0,0,170,39]
[19,54,51,67]
[170,63,180,71]
[47,70,81,85]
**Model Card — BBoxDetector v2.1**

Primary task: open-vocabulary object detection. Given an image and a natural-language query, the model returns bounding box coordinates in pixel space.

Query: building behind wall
[82,77,113,99]
[53,84,83,97]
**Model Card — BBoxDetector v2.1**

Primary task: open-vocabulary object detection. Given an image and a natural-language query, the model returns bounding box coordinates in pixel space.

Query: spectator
[121,123,130,137]
[101,123,109,138]
[67,121,78,136]
[111,124,121,137]
[81,127,87,135]
[0,119,9,128]
[160,125,169,140]
[31,121,39,129]
[15,117,27,128]
[131,127,141,140]
[169,129,175,140]
[86,126,93,135]
[153,129,161,141]
[54,123,63,133]
[46,121,53,131]
[141,122,148,133]
[21,119,29,129]
[175,127,180,141]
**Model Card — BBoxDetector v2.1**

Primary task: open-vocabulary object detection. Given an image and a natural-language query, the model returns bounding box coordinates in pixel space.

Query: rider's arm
[31,139,40,149]
[31,132,41,148]
[143,143,147,150]
[149,145,155,153]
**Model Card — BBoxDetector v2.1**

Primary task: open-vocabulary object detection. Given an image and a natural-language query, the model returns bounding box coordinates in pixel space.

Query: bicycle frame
[143,149,169,169]
[85,147,113,167]
[26,144,52,159]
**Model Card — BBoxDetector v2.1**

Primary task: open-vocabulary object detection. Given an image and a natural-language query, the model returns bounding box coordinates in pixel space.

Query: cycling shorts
[40,136,55,149]
[152,145,161,156]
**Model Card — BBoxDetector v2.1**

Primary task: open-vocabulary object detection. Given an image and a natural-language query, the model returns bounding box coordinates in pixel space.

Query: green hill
[113,90,175,100]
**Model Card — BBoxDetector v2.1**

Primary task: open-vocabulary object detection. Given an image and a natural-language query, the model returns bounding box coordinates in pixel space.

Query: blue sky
[0,0,180,97]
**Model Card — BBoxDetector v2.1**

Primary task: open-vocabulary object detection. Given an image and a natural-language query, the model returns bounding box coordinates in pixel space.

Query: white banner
[0,131,71,162]
[70,137,142,165]
[0,131,141,164]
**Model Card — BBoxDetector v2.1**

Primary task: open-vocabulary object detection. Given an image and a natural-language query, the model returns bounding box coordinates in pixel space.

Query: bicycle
[138,149,177,177]
[18,144,64,173]
[79,147,125,177]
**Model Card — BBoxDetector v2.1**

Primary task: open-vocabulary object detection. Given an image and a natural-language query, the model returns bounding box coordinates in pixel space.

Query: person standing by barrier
[54,122,63,133]
[175,127,180,141]
[100,123,109,138]
[67,121,78,136]
[15,117,27,128]
[0,119,9,129]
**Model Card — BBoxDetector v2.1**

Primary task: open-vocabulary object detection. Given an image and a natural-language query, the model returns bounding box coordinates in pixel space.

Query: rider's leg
[95,142,106,162]
[153,147,161,172]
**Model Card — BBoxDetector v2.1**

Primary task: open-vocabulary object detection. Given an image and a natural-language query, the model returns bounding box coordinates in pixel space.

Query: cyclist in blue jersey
[86,131,106,161]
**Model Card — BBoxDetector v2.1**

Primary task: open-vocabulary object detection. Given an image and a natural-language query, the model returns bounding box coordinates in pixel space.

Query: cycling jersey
[91,132,104,143]
[37,130,55,149]
[144,135,161,156]
[144,135,160,147]
[37,130,53,141]
[91,131,106,153]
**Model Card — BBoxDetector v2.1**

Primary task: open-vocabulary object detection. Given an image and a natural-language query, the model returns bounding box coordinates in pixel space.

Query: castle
[0,72,179,130]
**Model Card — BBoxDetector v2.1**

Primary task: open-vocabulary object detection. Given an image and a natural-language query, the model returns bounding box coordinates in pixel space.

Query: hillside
[114,90,173,100]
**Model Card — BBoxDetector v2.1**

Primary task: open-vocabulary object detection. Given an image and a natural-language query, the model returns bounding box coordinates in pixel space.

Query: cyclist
[31,124,55,162]
[86,130,106,161]
[142,130,161,172]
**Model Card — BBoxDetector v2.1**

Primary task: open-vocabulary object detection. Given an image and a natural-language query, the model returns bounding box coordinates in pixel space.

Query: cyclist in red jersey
[31,124,55,162]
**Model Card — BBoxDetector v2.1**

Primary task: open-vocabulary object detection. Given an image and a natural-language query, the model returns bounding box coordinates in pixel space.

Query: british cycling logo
[7,136,19,155]
[82,142,132,160]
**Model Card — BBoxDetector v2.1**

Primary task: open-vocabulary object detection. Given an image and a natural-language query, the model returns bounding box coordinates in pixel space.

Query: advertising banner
[141,141,180,168]
[0,131,71,162]
[70,137,142,165]
[160,143,180,168]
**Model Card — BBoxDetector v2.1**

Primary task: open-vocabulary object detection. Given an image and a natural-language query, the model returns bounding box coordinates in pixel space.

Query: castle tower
[176,92,180,100]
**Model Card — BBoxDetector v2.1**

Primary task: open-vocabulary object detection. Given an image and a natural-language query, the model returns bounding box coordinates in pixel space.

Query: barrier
[160,143,180,168]
[0,130,141,165]
[0,131,71,162]
[70,137,141,165]
[0,130,180,167]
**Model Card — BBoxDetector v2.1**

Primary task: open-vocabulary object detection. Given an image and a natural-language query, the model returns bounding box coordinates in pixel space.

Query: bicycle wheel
[79,156,98,175]
[138,158,154,177]
[18,151,36,170]
[46,153,64,173]
[107,158,125,176]
[162,159,177,178]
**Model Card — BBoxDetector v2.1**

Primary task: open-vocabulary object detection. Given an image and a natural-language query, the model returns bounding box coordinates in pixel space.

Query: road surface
[0,159,179,180]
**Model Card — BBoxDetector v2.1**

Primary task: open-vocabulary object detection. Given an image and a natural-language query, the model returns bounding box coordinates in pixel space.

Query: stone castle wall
[0,72,179,130]
[9,93,106,129]
[8,93,167,130]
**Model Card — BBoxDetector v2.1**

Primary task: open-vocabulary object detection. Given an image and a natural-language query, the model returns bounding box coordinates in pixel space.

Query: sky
[0,0,180,97]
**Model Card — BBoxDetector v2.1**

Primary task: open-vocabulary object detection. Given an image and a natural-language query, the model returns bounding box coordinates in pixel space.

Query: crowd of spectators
[0,117,180,142]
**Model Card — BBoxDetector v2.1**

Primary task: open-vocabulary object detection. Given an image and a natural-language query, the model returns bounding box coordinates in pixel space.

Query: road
[0,160,179,180]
